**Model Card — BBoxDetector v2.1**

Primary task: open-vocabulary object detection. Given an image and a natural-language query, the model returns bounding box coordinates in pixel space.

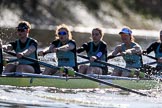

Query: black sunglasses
[17,29,26,32]
[58,31,67,36]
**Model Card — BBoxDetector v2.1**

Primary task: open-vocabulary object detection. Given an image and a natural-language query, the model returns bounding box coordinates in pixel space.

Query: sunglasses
[58,31,67,36]
[17,29,26,32]
[92,33,100,36]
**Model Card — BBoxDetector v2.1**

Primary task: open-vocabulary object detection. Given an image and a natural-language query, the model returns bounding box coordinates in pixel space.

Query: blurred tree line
[1,0,162,19]
[0,0,162,28]
[81,0,162,19]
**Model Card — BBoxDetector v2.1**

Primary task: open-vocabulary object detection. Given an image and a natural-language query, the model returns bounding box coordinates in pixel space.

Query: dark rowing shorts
[100,66,108,75]
[29,63,41,74]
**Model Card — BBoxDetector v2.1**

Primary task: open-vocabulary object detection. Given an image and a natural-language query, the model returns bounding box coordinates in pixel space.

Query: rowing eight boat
[1,51,160,96]
[0,72,160,90]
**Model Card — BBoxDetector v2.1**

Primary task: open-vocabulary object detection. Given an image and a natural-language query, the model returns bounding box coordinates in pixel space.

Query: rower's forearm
[127,47,142,54]
[57,44,74,52]
[23,46,36,56]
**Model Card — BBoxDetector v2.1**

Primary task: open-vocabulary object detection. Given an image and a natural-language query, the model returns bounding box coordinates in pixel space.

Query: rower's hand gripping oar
[4,51,151,97]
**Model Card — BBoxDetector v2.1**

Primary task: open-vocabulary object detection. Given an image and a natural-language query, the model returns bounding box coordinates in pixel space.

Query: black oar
[143,54,157,60]
[77,61,90,65]
[78,54,138,73]
[107,54,122,60]
[5,51,151,97]
[0,48,3,74]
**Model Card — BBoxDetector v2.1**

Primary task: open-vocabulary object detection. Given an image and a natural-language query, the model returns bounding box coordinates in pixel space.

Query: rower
[3,21,41,74]
[108,27,143,77]
[143,30,162,75]
[38,24,78,75]
[77,28,108,75]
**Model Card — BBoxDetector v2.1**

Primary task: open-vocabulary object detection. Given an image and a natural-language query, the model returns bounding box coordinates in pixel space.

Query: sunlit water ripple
[0,85,162,108]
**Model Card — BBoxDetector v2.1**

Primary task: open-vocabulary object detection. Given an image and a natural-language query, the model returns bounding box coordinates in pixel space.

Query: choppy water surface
[0,85,162,108]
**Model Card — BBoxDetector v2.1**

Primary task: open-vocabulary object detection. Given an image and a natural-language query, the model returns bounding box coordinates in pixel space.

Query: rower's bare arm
[55,43,75,52]
[38,44,55,56]
[22,45,36,56]
[109,45,122,56]
[125,45,142,54]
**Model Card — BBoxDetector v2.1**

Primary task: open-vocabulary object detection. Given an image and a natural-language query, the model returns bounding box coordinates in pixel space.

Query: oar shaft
[4,51,60,70]
[77,61,90,65]
[143,54,157,60]
[107,54,122,60]
[74,72,149,97]
[0,48,3,74]
[78,54,132,72]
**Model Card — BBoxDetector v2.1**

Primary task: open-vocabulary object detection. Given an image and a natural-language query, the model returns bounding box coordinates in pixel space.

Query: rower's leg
[121,71,131,77]
[16,64,34,73]
[111,68,122,76]
[78,65,88,74]
[42,67,57,75]
[87,67,102,75]
[3,64,16,73]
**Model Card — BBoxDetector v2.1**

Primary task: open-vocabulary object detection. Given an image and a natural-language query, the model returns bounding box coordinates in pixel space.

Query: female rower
[108,27,143,77]
[77,28,108,75]
[143,30,162,73]
[3,21,41,74]
[38,24,78,75]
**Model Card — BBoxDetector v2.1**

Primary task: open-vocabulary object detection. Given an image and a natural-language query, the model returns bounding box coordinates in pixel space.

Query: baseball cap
[119,28,132,35]
[16,21,31,29]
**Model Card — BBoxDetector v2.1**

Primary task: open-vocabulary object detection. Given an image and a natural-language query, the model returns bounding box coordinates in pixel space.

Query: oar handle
[107,54,122,59]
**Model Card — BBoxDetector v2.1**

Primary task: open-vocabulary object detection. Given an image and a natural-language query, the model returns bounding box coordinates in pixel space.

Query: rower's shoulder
[28,37,38,43]
[100,40,107,45]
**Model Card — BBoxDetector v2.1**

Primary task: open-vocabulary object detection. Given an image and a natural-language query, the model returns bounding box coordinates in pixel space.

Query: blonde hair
[55,24,72,40]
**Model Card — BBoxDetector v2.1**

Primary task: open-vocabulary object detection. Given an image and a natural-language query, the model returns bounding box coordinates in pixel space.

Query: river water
[0,27,162,108]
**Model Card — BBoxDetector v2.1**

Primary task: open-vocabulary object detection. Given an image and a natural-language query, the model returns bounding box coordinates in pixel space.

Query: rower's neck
[93,41,100,46]
[20,37,28,43]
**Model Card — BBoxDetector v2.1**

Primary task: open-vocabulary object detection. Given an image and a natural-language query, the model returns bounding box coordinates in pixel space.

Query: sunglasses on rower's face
[17,28,26,32]
[58,31,67,36]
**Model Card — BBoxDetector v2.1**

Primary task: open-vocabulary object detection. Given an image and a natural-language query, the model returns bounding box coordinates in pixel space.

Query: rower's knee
[78,65,88,74]
[3,64,16,72]
[87,67,102,75]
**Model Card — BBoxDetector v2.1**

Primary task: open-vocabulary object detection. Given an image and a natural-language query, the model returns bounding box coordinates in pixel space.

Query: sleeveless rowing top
[87,42,106,67]
[122,42,142,68]
[56,41,76,67]
[155,44,162,67]
[15,38,37,64]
